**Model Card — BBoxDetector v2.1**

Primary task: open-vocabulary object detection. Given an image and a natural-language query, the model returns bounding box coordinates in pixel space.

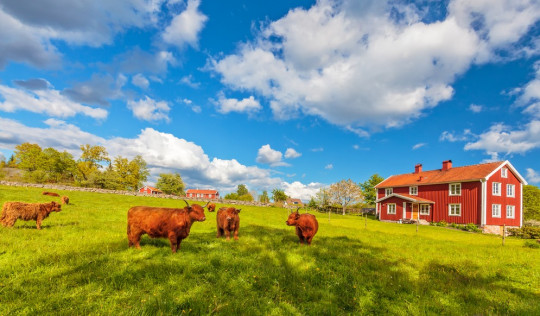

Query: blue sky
[1,0,540,200]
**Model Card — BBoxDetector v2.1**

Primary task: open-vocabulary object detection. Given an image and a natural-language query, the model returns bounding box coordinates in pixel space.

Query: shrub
[450,223,458,228]
[464,223,482,233]
[436,220,447,227]
[524,240,540,249]
[508,226,540,239]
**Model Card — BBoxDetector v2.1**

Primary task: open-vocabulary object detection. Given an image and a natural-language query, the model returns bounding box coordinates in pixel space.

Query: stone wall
[0,181,273,208]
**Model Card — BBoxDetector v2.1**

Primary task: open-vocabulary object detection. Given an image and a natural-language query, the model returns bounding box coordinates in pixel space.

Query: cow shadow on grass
[3,225,539,315]
[12,221,80,229]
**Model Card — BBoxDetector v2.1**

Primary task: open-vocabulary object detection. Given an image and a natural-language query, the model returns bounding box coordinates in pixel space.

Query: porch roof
[375,193,435,204]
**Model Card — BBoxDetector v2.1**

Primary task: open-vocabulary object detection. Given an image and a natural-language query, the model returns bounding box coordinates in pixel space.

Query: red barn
[139,186,163,195]
[375,160,527,233]
[186,189,219,199]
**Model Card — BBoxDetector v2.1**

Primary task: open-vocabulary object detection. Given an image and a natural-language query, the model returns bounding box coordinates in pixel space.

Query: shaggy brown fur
[1,201,62,229]
[61,196,69,205]
[216,207,241,240]
[42,191,60,197]
[286,210,318,245]
[127,200,206,253]
[207,203,216,212]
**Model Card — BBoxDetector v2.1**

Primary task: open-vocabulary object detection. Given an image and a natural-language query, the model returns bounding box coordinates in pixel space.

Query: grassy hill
[0,185,539,315]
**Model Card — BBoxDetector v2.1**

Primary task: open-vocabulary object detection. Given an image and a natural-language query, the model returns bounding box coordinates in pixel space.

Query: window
[507,184,515,197]
[409,186,418,195]
[420,204,430,215]
[449,204,461,216]
[506,205,515,219]
[492,182,501,196]
[387,203,396,215]
[501,168,508,178]
[492,204,501,218]
[385,188,393,196]
[449,183,461,196]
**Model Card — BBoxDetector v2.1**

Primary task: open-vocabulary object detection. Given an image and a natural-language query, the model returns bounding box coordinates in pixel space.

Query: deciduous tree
[329,179,364,215]
[272,188,288,202]
[156,173,185,195]
[360,174,385,206]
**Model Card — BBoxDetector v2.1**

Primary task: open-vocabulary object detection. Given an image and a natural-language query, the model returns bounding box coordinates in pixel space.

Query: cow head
[225,208,240,222]
[184,200,206,222]
[207,203,216,212]
[286,210,300,226]
[50,201,62,212]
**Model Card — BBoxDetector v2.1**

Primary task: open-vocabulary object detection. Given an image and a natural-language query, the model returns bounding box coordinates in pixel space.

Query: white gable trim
[485,160,528,184]
[375,193,435,204]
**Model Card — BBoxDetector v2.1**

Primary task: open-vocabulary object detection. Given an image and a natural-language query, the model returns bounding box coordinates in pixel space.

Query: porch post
[403,202,407,219]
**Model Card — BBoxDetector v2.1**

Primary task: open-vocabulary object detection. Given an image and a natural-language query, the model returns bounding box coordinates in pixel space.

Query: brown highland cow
[61,196,70,205]
[127,200,206,253]
[1,201,62,229]
[42,191,60,197]
[207,203,216,212]
[286,209,318,245]
[216,207,241,240]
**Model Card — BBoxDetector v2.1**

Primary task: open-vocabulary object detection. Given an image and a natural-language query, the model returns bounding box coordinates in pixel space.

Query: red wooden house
[186,189,219,199]
[375,160,527,232]
[139,186,163,195]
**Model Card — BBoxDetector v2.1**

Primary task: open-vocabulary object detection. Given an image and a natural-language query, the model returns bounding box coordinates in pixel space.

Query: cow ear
[236,209,241,213]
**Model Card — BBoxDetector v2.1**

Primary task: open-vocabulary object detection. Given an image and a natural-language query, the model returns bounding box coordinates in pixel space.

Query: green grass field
[1,185,539,315]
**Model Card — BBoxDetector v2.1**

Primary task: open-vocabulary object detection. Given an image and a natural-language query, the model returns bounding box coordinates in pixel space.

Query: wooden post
[416,219,419,234]
[502,224,506,246]
[364,213,367,229]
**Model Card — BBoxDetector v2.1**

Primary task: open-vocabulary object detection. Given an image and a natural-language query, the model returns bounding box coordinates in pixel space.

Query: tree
[112,155,149,191]
[77,144,110,182]
[523,185,540,221]
[259,190,270,203]
[315,187,331,207]
[156,173,185,195]
[329,179,364,215]
[308,197,317,209]
[224,192,239,200]
[237,184,249,196]
[360,174,385,206]
[15,143,44,172]
[272,189,288,202]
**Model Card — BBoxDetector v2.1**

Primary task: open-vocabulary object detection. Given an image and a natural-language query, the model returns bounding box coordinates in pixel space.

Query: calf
[1,201,62,229]
[42,191,60,197]
[286,209,318,245]
[216,207,241,240]
[127,200,206,253]
[207,203,216,212]
[61,196,70,205]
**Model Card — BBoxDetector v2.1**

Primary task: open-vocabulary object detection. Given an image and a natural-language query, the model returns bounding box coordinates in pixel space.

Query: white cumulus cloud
[162,0,208,49]
[132,74,150,89]
[127,96,171,122]
[526,168,540,184]
[256,144,289,167]
[284,148,301,159]
[464,121,540,155]
[214,93,262,115]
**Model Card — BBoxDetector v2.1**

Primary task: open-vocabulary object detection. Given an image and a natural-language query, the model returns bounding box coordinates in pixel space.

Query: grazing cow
[285,209,318,245]
[1,201,62,230]
[127,200,206,253]
[42,191,60,197]
[216,207,241,240]
[207,203,216,212]
[61,196,69,205]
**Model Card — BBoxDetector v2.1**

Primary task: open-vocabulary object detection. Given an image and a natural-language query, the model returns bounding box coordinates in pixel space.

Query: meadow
[0,185,539,315]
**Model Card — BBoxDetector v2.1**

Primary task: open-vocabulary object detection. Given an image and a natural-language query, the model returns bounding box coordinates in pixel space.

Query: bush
[464,223,482,233]
[524,240,540,249]
[436,220,447,227]
[508,226,540,239]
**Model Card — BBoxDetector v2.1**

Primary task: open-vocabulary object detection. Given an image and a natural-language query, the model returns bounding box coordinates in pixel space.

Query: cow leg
[233,226,239,241]
[306,235,313,245]
[217,227,222,238]
[36,217,43,230]
[296,227,304,244]
[128,228,143,249]
[225,229,231,241]
[168,232,178,253]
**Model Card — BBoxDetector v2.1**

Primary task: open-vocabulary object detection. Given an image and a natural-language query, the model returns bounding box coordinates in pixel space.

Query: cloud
[127,96,171,122]
[181,98,201,113]
[282,181,326,201]
[256,144,289,167]
[62,74,125,106]
[325,164,333,170]
[214,93,262,115]
[162,0,208,49]
[439,130,472,142]
[13,78,51,90]
[469,104,483,113]
[515,61,540,117]
[526,168,540,184]
[113,49,177,75]
[212,0,540,132]
[311,147,324,152]
[464,121,540,155]
[0,84,108,119]
[284,148,301,159]
[412,143,426,150]
[180,75,201,88]
[132,74,150,90]
[0,0,161,69]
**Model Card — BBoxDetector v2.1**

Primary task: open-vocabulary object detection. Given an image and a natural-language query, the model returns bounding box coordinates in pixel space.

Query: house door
[412,204,419,220]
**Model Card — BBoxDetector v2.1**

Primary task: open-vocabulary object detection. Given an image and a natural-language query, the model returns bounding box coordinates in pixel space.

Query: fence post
[364,213,367,229]
[502,224,506,246]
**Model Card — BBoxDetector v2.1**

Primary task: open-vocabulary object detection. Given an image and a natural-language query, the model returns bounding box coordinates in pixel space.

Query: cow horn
[296,207,301,213]
[183,199,190,207]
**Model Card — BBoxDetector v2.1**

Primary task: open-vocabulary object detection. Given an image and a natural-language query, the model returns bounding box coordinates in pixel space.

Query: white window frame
[449,204,461,216]
[385,188,393,196]
[506,184,515,198]
[449,183,461,196]
[506,205,515,219]
[492,182,501,196]
[501,168,508,178]
[387,203,396,215]
[419,204,430,215]
[492,204,501,218]
[409,186,418,195]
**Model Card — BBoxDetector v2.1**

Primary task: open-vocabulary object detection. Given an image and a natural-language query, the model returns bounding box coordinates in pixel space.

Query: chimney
[442,160,452,171]
[414,163,422,174]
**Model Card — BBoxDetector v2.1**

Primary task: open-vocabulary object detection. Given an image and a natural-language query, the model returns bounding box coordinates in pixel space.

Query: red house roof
[376,160,527,188]
[186,189,218,194]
